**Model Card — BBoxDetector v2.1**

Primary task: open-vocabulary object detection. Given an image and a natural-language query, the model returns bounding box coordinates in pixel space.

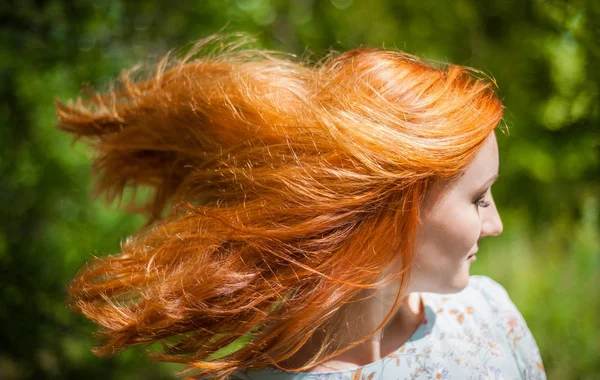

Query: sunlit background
[1,0,599,379]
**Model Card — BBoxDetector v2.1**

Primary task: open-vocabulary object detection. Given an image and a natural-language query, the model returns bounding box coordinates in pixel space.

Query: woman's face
[409,131,503,294]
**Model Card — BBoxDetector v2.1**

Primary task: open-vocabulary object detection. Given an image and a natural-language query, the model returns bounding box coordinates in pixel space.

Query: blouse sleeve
[470,275,547,380]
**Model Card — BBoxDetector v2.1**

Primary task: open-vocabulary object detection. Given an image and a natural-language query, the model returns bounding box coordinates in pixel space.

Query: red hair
[57,35,503,379]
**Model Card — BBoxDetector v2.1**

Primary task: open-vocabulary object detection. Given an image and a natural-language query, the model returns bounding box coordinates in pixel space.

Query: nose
[481,196,503,237]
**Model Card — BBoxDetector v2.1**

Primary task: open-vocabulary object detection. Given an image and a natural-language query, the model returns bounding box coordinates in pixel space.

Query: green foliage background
[1,0,598,378]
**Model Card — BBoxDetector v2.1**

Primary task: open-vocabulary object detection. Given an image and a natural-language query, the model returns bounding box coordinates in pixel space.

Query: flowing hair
[57,35,504,379]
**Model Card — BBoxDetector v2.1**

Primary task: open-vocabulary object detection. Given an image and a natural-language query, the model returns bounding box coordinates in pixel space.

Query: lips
[467,247,478,259]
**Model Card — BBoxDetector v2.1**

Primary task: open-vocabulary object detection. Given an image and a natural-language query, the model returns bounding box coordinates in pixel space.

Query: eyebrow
[476,174,499,195]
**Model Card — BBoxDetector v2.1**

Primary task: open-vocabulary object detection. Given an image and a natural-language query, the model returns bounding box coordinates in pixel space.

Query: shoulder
[460,275,546,379]
[466,275,514,309]
[231,368,322,380]
[463,275,534,330]
[420,275,516,321]
[454,275,531,342]
[467,275,509,297]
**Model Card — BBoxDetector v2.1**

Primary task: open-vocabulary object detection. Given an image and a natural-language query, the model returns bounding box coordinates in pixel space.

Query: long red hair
[57,35,503,379]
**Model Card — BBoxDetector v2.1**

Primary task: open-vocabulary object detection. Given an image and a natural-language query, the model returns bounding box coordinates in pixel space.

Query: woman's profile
[57,35,546,379]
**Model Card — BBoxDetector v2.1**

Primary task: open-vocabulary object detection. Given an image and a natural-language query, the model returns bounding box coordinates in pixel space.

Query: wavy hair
[57,35,504,379]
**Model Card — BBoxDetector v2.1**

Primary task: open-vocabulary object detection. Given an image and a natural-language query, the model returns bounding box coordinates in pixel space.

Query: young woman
[58,36,546,379]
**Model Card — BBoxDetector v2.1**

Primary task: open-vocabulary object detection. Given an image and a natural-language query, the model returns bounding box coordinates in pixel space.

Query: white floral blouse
[235,276,546,380]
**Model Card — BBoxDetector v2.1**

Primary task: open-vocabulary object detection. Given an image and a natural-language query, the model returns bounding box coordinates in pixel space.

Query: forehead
[459,131,499,184]
[422,132,499,205]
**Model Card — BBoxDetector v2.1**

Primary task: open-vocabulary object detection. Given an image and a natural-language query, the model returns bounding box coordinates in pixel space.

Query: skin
[409,130,503,293]
[305,131,504,372]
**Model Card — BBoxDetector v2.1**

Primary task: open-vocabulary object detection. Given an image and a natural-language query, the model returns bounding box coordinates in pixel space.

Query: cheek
[436,209,480,254]
[417,204,481,258]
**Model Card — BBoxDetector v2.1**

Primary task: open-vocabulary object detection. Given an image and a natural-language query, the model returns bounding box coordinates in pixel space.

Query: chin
[412,273,470,294]
[409,262,473,294]
[436,271,471,294]
[452,269,473,292]
[445,279,470,293]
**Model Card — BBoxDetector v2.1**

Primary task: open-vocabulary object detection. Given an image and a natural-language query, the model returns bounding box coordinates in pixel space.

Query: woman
[58,35,546,379]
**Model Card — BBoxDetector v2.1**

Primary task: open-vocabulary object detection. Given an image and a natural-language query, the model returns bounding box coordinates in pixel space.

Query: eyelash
[475,197,491,208]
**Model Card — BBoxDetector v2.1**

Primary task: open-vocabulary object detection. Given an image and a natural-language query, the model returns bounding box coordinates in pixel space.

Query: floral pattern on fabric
[235,276,546,380]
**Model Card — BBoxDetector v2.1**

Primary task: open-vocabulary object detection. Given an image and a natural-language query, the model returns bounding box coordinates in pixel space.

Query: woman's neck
[286,283,424,372]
